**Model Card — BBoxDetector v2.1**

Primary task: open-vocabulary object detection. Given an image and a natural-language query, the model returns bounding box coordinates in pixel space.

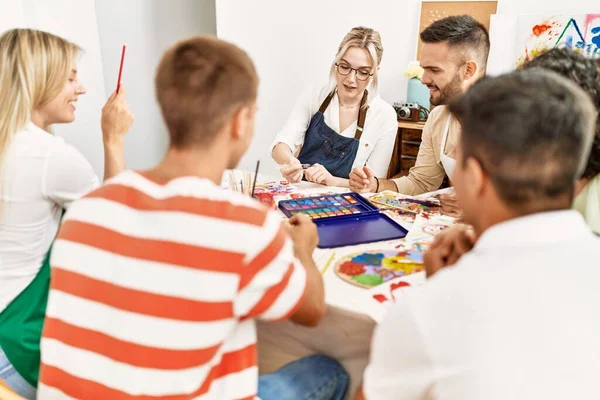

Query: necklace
[340,103,360,109]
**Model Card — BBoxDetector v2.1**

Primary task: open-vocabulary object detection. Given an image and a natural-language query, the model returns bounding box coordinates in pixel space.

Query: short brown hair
[420,15,490,69]
[450,70,596,213]
[155,36,258,148]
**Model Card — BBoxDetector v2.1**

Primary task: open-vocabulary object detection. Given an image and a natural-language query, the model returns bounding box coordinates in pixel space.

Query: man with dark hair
[38,36,349,400]
[350,15,489,216]
[522,48,600,234]
[361,70,600,400]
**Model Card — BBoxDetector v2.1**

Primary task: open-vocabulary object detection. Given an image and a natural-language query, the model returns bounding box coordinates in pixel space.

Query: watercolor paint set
[278,193,408,248]
[278,193,371,219]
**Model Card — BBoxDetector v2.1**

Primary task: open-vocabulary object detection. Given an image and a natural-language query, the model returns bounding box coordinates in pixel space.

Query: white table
[225,171,427,397]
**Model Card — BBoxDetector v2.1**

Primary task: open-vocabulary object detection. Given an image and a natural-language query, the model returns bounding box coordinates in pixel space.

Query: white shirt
[0,123,99,312]
[270,85,398,177]
[364,210,600,400]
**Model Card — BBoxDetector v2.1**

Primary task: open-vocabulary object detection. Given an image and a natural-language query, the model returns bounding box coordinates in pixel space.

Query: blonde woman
[270,26,397,187]
[0,29,134,398]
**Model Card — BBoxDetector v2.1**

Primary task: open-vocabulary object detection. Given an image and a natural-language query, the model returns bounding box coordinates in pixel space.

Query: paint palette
[278,193,374,219]
[279,193,409,248]
[335,250,424,289]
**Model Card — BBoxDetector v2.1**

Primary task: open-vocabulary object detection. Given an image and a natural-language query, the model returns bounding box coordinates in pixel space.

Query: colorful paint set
[278,194,369,219]
[279,193,409,248]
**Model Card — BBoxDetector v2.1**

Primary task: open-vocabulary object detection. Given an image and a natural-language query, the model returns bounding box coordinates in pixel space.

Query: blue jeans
[0,346,36,400]
[258,354,349,400]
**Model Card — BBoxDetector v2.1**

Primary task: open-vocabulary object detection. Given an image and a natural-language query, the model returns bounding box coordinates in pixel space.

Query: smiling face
[335,47,374,103]
[420,41,466,106]
[35,67,86,126]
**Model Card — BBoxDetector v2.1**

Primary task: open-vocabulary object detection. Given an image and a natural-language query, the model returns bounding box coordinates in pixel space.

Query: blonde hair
[0,29,80,183]
[328,26,384,105]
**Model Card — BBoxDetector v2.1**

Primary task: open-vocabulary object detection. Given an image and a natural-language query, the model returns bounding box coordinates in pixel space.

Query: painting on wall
[488,13,600,75]
[516,14,600,66]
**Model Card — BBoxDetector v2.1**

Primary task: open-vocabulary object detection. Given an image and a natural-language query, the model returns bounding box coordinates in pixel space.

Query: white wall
[217,0,600,176]
[497,0,598,14]
[96,0,217,173]
[0,0,107,177]
[216,0,423,176]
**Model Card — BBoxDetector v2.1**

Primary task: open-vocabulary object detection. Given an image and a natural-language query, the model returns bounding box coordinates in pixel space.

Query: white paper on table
[404,213,456,248]
[414,187,454,199]
[360,273,426,323]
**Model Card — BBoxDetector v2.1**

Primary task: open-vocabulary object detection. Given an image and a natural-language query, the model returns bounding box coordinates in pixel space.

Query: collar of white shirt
[24,121,49,135]
[473,210,593,252]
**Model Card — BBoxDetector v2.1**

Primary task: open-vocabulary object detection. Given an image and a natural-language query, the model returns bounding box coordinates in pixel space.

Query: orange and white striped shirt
[38,170,307,400]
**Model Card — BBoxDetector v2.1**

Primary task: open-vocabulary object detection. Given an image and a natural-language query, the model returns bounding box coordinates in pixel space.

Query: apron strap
[440,114,452,156]
[354,89,369,141]
[318,89,370,140]
[318,91,337,114]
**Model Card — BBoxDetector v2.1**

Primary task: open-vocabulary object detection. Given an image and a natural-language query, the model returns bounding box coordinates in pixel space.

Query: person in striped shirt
[38,36,349,399]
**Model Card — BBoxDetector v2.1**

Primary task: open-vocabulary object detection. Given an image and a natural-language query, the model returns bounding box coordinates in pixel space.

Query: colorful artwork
[279,194,370,219]
[334,250,424,289]
[251,181,301,208]
[517,14,600,66]
[488,14,600,76]
[403,213,456,250]
[367,191,440,215]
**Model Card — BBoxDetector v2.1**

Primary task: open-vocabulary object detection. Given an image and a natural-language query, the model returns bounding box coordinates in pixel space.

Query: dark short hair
[449,69,597,212]
[420,15,490,67]
[522,48,600,180]
[155,36,258,148]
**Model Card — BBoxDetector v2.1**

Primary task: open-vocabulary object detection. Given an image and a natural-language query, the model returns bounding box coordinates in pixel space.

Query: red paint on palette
[339,261,365,276]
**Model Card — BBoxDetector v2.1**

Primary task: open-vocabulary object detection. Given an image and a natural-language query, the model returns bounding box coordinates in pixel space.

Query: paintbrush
[251,160,260,198]
[388,258,423,264]
[278,163,312,170]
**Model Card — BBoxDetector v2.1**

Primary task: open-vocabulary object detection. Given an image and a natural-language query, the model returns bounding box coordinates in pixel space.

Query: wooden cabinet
[386,121,426,179]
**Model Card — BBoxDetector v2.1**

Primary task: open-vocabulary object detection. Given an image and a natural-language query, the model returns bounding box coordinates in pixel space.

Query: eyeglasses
[335,63,373,81]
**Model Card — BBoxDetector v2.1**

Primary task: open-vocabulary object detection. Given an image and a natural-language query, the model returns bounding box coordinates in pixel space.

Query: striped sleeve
[233,210,307,322]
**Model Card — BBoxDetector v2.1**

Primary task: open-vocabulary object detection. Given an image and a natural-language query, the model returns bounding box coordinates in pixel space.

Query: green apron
[0,244,53,387]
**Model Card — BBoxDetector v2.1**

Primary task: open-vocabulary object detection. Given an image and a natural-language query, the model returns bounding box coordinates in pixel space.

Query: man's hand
[284,214,319,258]
[349,166,377,193]
[423,224,476,277]
[436,191,461,218]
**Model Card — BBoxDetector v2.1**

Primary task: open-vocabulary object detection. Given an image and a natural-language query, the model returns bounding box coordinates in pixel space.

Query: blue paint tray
[278,193,408,248]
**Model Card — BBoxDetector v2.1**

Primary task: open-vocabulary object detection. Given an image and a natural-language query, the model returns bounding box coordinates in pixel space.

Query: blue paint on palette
[352,253,385,265]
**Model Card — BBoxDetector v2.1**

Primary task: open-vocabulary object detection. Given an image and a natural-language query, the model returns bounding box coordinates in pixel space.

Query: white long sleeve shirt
[270,85,398,177]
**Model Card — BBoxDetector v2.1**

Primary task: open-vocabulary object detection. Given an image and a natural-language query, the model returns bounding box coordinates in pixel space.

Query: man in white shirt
[360,69,600,400]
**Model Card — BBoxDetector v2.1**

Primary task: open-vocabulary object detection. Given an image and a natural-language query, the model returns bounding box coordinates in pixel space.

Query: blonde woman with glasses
[270,26,397,187]
[0,28,134,399]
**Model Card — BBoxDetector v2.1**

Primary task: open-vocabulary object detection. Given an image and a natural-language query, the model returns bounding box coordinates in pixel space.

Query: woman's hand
[304,163,335,186]
[279,157,304,183]
[101,86,134,145]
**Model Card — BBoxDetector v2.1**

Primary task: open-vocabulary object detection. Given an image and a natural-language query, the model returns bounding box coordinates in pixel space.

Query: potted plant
[405,61,430,110]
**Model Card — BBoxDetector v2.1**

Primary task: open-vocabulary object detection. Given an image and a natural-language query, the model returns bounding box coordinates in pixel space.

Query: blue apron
[297,89,369,179]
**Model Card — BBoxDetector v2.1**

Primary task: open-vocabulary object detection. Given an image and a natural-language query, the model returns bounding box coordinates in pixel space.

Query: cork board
[416,1,498,59]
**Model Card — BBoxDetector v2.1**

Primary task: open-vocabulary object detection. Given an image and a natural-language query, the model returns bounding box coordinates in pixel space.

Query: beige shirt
[392,105,461,195]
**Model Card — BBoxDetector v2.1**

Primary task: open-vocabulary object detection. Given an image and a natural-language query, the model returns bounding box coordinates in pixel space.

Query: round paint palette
[335,250,424,289]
